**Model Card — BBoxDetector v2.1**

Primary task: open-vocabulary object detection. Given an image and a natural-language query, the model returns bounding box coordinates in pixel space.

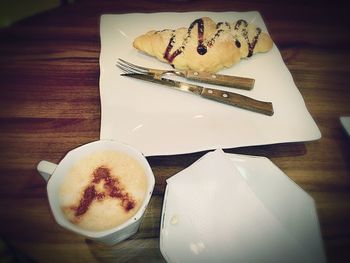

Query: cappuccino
[59,150,147,231]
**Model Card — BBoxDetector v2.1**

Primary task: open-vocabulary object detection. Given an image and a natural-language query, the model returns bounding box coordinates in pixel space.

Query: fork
[116,58,255,90]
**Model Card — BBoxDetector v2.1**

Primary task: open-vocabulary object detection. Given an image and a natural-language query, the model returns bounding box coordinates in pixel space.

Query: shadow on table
[0,237,36,263]
[86,237,165,263]
[147,142,308,167]
[86,196,165,263]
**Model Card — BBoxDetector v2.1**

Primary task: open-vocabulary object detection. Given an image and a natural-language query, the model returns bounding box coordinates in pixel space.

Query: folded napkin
[162,149,323,263]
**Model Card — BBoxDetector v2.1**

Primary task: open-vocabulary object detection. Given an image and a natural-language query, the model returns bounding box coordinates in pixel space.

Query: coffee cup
[37,140,155,245]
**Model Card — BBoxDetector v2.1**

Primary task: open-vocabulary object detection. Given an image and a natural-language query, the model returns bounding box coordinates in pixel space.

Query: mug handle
[37,160,57,182]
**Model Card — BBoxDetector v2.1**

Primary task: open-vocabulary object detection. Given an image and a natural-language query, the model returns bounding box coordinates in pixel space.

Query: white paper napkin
[162,149,319,263]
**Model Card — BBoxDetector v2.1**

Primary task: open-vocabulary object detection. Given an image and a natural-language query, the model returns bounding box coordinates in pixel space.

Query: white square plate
[99,12,321,156]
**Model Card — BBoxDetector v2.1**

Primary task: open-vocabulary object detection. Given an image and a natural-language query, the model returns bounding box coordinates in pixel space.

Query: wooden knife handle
[184,70,255,90]
[201,88,274,116]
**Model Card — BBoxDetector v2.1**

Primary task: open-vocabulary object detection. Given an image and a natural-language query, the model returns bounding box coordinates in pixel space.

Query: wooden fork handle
[184,70,255,90]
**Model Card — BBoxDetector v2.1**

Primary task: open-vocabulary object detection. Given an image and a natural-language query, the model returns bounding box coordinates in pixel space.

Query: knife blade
[121,73,274,116]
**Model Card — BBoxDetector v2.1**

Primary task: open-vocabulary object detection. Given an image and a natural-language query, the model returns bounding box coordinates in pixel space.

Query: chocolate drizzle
[196,18,207,55]
[163,30,180,63]
[164,18,207,63]
[247,27,261,57]
[235,39,241,48]
[162,18,263,63]
[207,29,224,47]
[234,19,248,30]
[216,22,231,30]
[233,19,262,57]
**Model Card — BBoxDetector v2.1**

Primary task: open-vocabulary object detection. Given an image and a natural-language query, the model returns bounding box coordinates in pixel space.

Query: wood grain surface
[0,0,349,262]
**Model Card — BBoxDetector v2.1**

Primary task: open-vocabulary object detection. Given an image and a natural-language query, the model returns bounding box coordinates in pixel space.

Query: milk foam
[59,150,147,231]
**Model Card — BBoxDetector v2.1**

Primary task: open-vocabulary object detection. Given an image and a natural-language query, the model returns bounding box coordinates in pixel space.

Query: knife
[121,73,274,116]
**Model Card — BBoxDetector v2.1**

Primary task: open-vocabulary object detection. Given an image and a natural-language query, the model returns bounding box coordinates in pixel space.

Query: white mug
[37,140,155,245]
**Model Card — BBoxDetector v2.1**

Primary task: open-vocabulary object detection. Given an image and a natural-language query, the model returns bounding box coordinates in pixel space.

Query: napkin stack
[160,149,325,263]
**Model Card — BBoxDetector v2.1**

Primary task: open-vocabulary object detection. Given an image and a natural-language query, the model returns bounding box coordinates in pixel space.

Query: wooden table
[0,0,349,262]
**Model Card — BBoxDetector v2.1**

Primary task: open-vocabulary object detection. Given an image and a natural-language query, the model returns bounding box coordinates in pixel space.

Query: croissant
[133,17,273,73]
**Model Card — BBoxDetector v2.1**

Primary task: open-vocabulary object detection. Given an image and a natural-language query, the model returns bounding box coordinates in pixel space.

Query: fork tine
[118,58,149,72]
[117,60,147,74]
[116,61,146,74]
[116,63,137,74]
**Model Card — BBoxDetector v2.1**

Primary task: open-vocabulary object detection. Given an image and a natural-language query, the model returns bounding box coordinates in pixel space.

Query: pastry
[133,17,273,73]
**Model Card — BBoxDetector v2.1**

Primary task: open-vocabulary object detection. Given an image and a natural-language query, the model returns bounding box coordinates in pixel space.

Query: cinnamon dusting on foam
[73,166,136,218]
